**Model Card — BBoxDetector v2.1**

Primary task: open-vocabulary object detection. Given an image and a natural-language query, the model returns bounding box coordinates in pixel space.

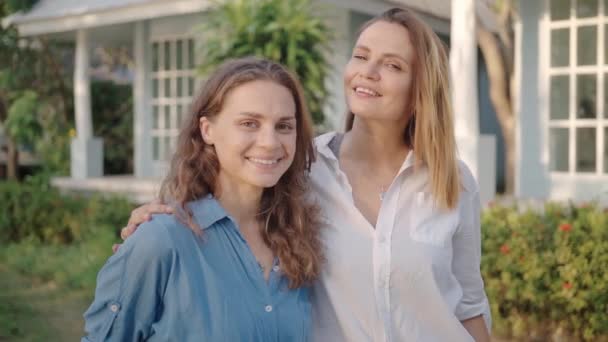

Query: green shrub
[0,227,115,290]
[0,175,133,245]
[481,202,608,341]
[0,175,133,291]
[0,175,84,244]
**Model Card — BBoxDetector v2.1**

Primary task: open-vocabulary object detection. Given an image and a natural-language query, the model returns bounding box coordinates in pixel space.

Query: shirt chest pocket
[409,192,460,248]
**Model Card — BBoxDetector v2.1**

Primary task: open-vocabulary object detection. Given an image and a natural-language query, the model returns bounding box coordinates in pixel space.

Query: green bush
[481,202,608,341]
[0,175,133,245]
[0,175,133,296]
[0,175,83,244]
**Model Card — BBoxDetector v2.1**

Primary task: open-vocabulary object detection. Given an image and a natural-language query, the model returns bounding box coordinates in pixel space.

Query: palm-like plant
[198,0,332,124]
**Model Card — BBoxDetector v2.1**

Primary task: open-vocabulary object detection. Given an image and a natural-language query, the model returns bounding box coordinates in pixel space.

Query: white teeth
[248,157,279,165]
[355,87,380,96]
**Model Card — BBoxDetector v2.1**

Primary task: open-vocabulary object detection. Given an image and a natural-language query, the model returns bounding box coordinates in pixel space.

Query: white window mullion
[598,5,605,175]
[569,8,577,175]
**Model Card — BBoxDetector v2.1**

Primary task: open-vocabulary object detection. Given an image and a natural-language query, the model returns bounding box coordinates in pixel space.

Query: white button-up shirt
[309,132,491,342]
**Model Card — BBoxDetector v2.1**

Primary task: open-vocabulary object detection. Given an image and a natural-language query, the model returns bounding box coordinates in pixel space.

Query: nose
[257,126,281,149]
[360,61,380,81]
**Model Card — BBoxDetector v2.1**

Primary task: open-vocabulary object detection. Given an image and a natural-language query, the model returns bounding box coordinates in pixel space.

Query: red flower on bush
[559,223,572,232]
[500,244,510,255]
[563,282,573,290]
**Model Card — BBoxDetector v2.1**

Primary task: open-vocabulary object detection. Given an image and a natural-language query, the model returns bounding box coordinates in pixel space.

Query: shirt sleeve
[452,189,492,331]
[82,221,175,341]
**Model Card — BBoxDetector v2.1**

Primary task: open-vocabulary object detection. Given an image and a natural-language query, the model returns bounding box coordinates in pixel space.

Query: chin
[249,177,281,189]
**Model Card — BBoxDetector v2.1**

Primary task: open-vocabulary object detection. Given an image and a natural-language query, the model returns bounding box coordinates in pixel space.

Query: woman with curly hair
[82,57,322,341]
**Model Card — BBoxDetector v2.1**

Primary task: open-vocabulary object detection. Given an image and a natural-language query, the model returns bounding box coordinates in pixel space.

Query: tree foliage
[1,0,72,177]
[3,0,39,14]
[198,0,332,124]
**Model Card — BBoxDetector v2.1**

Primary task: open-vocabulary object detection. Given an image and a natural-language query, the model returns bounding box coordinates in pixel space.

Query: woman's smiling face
[199,80,297,193]
[344,20,416,124]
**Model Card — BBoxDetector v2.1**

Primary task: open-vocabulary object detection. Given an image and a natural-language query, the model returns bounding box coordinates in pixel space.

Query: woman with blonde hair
[118,7,491,341]
[82,57,322,341]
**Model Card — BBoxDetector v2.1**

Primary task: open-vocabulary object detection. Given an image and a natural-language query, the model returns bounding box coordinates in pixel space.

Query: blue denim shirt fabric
[82,195,311,341]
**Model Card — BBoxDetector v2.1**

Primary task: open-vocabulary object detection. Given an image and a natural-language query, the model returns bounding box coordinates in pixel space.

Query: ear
[199,116,214,145]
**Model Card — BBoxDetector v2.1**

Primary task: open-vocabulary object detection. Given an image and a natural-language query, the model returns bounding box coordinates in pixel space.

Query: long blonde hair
[159,57,322,288]
[345,8,460,210]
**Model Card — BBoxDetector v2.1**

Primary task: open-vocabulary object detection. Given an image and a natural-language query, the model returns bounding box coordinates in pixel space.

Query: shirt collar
[187,194,230,231]
[315,131,339,161]
[315,130,417,174]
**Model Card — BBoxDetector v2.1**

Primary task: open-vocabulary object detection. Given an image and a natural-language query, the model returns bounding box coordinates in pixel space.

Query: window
[547,0,607,175]
[150,37,197,161]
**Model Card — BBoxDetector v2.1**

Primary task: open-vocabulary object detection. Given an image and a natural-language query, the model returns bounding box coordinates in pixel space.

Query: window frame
[545,0,607,176]
[149,35,198,163]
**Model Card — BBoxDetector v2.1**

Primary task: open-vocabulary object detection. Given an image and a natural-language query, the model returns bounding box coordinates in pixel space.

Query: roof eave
[7,0,211,36]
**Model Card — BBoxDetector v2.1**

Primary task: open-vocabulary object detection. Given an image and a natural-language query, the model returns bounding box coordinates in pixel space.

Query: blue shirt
[82,195,312,341]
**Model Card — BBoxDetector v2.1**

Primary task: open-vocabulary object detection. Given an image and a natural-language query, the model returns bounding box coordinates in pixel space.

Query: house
[4,0,505,203]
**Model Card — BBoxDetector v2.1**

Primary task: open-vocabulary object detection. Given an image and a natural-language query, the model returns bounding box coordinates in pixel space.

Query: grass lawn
[0,264,91,341]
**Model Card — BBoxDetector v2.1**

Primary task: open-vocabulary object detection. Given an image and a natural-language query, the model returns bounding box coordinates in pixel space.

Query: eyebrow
[354,45,409,64]
[238,112,296,121]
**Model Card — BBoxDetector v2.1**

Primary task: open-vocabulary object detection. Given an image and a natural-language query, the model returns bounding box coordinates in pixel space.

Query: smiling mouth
[354,86,381,97]
[246,157,282,165]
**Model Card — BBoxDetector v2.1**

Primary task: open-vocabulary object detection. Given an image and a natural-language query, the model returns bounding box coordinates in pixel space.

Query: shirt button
[265,305,273,313]
[272,265,280,272]
[378,236,386,243]
[109,304,120,313]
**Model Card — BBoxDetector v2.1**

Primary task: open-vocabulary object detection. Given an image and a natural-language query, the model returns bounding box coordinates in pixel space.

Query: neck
[214,175,262,227]
[342,116,410,168]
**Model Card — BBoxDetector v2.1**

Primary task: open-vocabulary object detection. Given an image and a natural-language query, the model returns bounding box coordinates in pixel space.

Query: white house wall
[319,4,351,130]
[133,20,153,178]
[149,13,204,39]
[515,0,550,199]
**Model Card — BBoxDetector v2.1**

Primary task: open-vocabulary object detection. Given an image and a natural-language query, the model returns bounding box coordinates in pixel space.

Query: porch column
[71,28,103,178]
[450,0,479,178]
[514,0,548,198]
[133,21,153,177]
[450,0,496,204]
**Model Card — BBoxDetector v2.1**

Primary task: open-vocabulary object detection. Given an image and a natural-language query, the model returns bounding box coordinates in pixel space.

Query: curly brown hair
[159,57,323,288]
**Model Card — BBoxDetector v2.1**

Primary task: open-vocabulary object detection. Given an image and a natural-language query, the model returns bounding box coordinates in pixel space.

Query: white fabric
[309,132,491,342]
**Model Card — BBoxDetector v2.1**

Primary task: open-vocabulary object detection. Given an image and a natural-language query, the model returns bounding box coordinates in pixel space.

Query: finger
[125,224,139,237]
[120,227,129,240]
[127,207,146,227]
[112,243,121,253]
[143,204,174,215]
